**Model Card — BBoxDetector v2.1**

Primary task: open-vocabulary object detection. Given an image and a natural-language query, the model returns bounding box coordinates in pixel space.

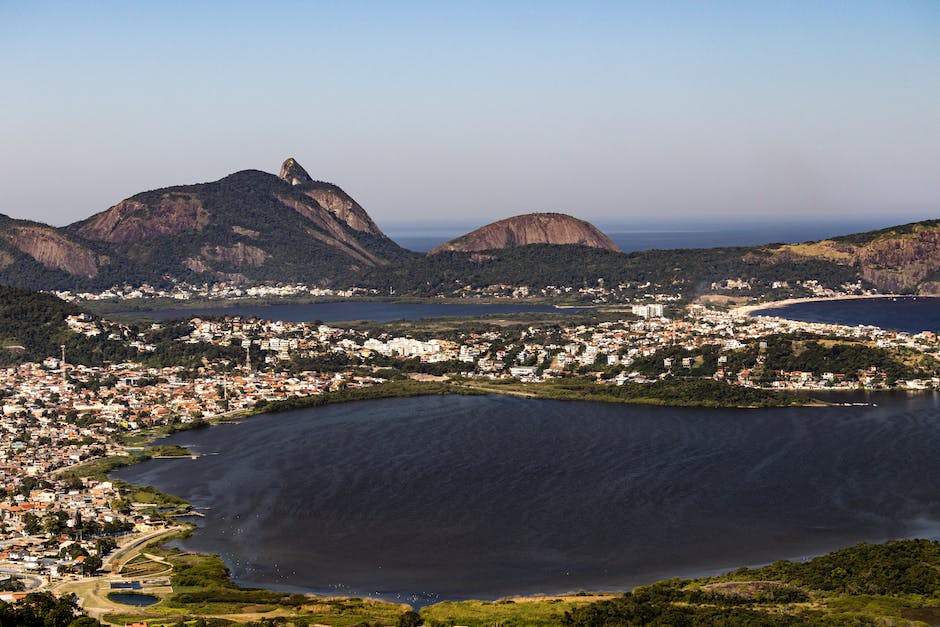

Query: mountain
[0,158,415,290]
[0,214,109,292]
[763,219,940,294]
[430,213,621,254]
[353,219,940,298]
[1,162,938,297]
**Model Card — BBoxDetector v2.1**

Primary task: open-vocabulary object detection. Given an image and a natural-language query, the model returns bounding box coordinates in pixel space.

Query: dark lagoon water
[116,392,940,605]
[754,296,940,334]
[118,301,581,322]
[108,592,159,606]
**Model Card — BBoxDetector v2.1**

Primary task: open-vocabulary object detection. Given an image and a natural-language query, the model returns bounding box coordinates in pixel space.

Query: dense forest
[348,244,863,298]
[0,285,135,366]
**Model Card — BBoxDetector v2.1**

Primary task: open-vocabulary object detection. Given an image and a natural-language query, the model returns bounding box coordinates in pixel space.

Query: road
[102,526,185,573]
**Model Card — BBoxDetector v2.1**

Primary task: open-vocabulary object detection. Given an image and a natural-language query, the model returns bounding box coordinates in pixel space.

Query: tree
[81,555,102,575]
[22,512,41,535]
[398,610,423,627]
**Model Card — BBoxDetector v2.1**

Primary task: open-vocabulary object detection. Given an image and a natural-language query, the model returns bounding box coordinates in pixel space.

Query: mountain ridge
[0,159,416,290]
[352,217,940,297]
[0,159,937,295]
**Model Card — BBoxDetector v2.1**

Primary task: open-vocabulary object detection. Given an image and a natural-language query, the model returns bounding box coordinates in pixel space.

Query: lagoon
[115,392,940,605]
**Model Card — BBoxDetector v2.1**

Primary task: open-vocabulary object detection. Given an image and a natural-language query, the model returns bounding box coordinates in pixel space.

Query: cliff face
[76,193,210,243]
[768,220,940,294]
[430,213,621,254]
[277,157,382,235]
[0,223,102,277]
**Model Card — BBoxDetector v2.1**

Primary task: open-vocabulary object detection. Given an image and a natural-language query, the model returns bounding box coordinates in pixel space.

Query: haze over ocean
[385,217,901,253]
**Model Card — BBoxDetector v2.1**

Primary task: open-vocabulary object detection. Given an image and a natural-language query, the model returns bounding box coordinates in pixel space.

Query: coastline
[729,293,921,318]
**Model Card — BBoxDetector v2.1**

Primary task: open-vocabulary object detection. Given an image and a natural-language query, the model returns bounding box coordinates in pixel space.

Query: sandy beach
[729,293,914,318]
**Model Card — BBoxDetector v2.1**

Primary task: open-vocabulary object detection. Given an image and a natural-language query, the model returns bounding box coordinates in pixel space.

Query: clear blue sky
[1,1,938,229]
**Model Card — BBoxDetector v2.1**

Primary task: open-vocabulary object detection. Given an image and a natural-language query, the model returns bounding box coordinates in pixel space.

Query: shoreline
[729,293,925,318]
[92,384,940,622]
[110,388,939,613]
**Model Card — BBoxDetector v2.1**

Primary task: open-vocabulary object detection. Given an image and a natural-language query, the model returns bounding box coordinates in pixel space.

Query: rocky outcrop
[200,242,269,268]
[279,157,313,186]
[431,213,621,254]
[76,193,209,243]
[279,157,383,235]
[768,222,940,294]
[231,225,260,238]
[301,184,382,235]
[0,225,101,277]
[274,193,383,265]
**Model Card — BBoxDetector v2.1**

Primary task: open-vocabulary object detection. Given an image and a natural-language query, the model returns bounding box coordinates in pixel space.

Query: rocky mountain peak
[279,157,313,186]
[430,212,621,254]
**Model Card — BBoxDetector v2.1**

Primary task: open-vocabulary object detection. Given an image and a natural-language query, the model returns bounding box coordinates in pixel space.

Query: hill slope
[353,218,940,298]
[0,284,136,365]
[430,212,621,254]
[0,158,415,290]
[767,219,940,293]
[1,164,937,296]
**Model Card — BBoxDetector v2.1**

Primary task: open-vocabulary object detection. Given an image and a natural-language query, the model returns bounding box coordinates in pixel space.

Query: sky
[1,1,939,231]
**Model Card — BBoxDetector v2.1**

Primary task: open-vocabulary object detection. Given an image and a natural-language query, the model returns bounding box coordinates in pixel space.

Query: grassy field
[421,595,617,626]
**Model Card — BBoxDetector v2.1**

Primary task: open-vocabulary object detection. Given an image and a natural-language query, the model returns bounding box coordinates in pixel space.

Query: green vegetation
[350,243,863,299]
[725,539,940,595]
[421,597,614,626]
[620,333,939,386]
[0,284,136,366]
[0,592,99,626]
[560,540,940,626]
[830,219,940,246]
[105,537,407,626]
[247,377,809,415]
[456,377,812,408]
[58,453,147,481]
[150,444,193,457]
[0,286,240,368]
[251,380,485,415]
[530,377,812,407]
[757,335,938,384]
[117,481,188,508]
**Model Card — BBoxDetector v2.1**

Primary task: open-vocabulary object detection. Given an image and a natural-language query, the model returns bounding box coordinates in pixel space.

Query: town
[1,295,939,597]
[47,274,870,307]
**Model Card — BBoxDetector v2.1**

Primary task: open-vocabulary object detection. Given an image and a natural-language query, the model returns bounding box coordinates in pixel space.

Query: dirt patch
[696,294,751,306]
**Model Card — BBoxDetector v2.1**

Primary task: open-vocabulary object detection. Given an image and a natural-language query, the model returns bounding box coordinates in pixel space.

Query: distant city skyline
[2,1,938,228]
